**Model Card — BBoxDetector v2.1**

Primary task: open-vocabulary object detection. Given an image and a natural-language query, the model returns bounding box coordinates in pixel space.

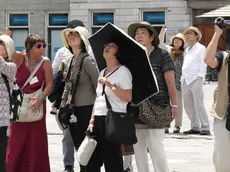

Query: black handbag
[57,55,87,128]
[102,68,137,145]
[104,94,137,145]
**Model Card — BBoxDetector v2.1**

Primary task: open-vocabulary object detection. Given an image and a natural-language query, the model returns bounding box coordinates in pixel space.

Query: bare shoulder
[42,57,52,67]
[42,56,51,62]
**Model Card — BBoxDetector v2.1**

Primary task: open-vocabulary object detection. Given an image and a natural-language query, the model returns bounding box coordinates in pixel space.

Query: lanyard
[101,66,120,96]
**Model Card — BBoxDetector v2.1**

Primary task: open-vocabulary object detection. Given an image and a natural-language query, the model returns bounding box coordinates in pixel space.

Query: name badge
[30,76,39,85]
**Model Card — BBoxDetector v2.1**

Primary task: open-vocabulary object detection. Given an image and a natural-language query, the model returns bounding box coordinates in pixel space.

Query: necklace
[27,57,41,67]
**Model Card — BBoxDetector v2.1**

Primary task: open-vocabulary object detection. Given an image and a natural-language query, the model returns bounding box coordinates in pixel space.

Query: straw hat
[171,33,186,44]
[0,35,15,60]
[128,21,160,47]
[61,26,90,53]
[183,26,202,41]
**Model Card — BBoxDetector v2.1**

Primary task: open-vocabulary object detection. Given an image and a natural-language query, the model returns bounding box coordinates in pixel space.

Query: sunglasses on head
[35,43,47,49]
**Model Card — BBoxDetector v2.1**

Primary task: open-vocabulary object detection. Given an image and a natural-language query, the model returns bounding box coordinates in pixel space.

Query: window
[9,13,29,27]
[49,13,68,26]
[142,11,166,36]
[92,12,114,34]
[7,13,30,52]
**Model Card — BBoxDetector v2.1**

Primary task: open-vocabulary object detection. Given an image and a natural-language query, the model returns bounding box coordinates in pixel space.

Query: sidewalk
[46,83,216,172]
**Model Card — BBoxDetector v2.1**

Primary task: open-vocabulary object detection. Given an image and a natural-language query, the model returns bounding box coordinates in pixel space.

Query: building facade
[0,0,70,61]
[187,0,230,50]
[0,0,230,60]
[69,0,189,42]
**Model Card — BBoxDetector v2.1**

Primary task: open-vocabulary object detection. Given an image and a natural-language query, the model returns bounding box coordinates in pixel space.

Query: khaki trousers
[182,78,210,131]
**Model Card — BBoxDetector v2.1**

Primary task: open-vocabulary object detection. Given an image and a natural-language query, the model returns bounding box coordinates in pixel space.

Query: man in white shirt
[182,26,210,135]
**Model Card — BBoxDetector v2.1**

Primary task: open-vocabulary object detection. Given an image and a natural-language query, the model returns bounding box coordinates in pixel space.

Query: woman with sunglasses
[0,35,17,172]
[7,34,53,172]
[86,42,132,172]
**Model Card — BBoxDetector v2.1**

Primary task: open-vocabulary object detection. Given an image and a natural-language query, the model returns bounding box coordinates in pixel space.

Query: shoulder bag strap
[102,66,120,110]
[65,55,75,82]
[70,54,88,104]
[22,58,45,90]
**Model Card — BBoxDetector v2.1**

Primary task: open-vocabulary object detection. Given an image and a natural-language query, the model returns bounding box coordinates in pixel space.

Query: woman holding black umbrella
[87,42,132,172]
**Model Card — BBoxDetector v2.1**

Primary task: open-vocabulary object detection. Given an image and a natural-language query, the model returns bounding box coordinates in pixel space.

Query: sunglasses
[35,44,47,49]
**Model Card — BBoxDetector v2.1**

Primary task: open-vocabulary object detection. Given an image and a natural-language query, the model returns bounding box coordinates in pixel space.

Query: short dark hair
[66,20,84,29]
[25,34,45,53]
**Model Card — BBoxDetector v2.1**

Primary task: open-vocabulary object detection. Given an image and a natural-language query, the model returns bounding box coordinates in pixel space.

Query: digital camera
[214,17,230,29]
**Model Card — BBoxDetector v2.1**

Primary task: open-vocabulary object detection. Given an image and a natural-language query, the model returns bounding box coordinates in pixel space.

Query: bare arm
[159,25,167,44]
[106,82,132,102]
[204,25,223,68]
[11,51,25,68]
[164,70,177,106]
[42,57,53,96]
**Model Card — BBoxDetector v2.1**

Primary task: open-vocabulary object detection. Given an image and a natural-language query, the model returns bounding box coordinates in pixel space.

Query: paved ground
[46,82,217,172]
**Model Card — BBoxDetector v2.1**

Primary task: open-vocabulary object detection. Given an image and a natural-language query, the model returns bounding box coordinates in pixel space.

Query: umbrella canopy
[88,22,159,105]
[197,5,230,17]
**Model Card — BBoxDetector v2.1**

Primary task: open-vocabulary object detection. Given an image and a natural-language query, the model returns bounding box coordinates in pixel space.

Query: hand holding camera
[214,17,224,36]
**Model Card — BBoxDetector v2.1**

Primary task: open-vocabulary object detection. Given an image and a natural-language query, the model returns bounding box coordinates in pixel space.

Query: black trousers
[53,81,65,109]
[84,116,123,172]
[0,126,8,172]
[69,105,94,172]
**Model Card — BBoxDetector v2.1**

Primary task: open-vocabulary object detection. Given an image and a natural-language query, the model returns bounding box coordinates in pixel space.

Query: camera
[214,17,230,29]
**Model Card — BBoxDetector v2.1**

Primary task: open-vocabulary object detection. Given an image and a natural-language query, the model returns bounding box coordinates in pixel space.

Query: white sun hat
[61,26,90,53]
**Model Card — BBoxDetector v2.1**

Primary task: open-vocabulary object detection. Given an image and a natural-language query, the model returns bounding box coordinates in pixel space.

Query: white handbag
[17,58,45,123]
[76,135,97,166]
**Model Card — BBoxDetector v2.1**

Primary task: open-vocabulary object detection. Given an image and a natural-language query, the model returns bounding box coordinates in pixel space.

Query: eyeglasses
[135,31,149,36]
[35,44,47,49]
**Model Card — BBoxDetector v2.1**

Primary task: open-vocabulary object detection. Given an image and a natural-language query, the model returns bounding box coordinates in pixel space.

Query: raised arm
[204,25,223,68]
[159,25,167,44]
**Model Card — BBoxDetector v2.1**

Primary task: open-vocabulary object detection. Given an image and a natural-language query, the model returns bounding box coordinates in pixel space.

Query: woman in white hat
[159,26,186,134]
[0,35,17,172]
[61,26,99,171]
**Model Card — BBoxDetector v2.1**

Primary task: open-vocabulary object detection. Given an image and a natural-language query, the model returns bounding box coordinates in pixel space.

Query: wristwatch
[111,85,116,91]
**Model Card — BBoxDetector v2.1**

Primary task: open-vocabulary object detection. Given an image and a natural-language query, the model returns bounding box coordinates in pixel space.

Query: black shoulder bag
[57,55,87,129]
[103,68,137,145]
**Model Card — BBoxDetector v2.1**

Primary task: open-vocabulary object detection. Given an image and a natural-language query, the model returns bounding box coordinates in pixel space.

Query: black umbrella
[89,22,158,105]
